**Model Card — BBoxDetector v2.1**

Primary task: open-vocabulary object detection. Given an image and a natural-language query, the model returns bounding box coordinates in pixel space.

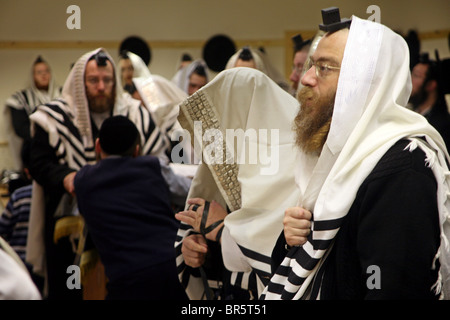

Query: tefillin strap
[319,7,352,33]
[89,51,110,66]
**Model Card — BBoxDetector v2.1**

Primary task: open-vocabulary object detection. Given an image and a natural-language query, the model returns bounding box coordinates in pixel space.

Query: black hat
[292,34,312,52]
[99,116,139,155]
[181,53,193,62]
[203,34,236,72]
[33,55,47,65]
[405,30,421,70]
[119,36,152,66]
[238,47,253,61]
[319,7,351,33]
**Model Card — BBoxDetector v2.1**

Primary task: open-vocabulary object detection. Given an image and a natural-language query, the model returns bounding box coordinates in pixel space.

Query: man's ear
[95,138,102,155]
[132,144,141,158]
[426,79,438,93]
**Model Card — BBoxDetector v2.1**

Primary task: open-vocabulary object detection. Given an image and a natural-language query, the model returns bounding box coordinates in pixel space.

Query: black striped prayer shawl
[30,98,167,170]
[262,16,450,300]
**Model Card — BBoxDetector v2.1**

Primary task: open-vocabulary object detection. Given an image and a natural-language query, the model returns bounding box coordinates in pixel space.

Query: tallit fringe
[407,138,450,300]
[80,249,100,286]
[53,216,84,244]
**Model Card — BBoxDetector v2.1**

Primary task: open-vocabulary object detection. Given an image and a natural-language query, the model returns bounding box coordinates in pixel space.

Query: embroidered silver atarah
[179,91,241,211]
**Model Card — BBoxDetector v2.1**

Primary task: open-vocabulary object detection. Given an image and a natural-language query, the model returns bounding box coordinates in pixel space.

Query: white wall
[1,0,449,170]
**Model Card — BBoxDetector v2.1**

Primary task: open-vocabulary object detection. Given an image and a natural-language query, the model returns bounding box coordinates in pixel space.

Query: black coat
[74,155,187,300]
[272,139,441,299]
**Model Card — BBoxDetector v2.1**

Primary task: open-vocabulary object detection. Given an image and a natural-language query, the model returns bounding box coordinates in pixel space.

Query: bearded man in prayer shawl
[4,56,61,170]
[26,48,169,299]
[262,8,450,300]
[174,66,301,299]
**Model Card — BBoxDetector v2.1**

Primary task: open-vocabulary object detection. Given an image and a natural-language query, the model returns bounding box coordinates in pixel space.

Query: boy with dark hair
[74,115,187,300]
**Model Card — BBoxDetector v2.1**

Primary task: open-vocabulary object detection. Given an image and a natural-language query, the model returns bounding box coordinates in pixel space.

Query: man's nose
[97,79,106,91]
[300,66,317,87]
[289,69,299,83]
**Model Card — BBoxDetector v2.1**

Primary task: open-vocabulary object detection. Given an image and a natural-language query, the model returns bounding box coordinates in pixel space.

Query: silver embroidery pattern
[179,91,242,211]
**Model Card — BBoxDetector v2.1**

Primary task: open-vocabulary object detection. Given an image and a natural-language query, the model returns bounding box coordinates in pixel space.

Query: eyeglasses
[304,58,340,78]
[86,77,114,87]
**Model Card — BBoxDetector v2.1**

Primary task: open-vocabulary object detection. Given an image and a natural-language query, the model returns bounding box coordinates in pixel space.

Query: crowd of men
[1,7,450,300]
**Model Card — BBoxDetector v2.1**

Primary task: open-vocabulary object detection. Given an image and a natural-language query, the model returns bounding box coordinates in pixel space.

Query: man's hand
[284,207,312,247]
[182,234,208,268]
[175,198,227,241]
[63,172,77,196]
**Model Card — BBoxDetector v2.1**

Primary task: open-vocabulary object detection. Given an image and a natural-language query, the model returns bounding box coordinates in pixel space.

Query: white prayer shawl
[175,67,301,299]
[26,48,167,278]
[124,51,195,164]
[262,16,450,300]
[126,50,152,80]
[226,47,290,93]
[3,59,61,170]
[0,237,41,300]
[226,47,267,74]
[171,59,211,95]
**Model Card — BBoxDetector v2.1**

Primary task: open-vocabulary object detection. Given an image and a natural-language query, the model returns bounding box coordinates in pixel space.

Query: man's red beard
[293,86,335,155]
[87,88,116,113]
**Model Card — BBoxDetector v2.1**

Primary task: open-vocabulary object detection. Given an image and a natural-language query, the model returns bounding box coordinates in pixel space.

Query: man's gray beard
[294,86,335,154]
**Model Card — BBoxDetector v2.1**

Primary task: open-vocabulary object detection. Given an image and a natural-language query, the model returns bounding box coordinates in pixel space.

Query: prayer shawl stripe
[142,129,163,155]
[178,222,193,231]
[312,238,335,251]
[18,91,29,107]
[135,108,149,140]
[165,121,176,133]
[288,264,309,286]
[299,237,332,256]
[44,103,81,138]
[312,230,339,240]
[273,264,293,277]
[56,152,66,162]
[7,89,43,115]
[280,290,298,300]
[177,262,187,276]
[238,244,272,266]
[283,276,307,295]
[292,254,321,274]
[249,272,258,292]
[56,130,85,158]
[263,282,285,296]
[313,217,345,231]
[230,271,258,291]
[72,154,85,170]
[232,272,243,286]
[181,265,192,287]
[39,105,65,124]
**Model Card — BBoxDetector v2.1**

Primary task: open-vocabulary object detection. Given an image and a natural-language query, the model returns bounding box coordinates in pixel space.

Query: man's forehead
[413,63,429,72]
[85,59,114,74]
[312,29,349,64]
[119,58,132,67]
[34,62,49,70]
[295,50,309,62]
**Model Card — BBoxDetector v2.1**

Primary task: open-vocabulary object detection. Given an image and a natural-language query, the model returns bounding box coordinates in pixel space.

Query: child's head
[97,115,141,158]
